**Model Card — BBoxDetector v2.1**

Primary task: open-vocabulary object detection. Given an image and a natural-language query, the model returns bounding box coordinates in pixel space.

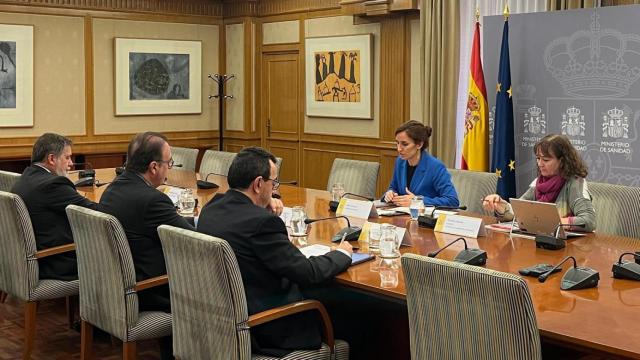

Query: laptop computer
[509,198,586,239]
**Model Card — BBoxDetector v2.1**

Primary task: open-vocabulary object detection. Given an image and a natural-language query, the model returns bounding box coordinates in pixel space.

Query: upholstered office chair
[0,169,21,192]
[402,254,541,360]
[589,181,640,238]
[66,205,172,360]
[275,157,283,173]
[171,147,199,172]
[199,150,237,177]
[448,169,498,214]
[0,191,79,359]
[326,158,380,199]
[158,225,349,360]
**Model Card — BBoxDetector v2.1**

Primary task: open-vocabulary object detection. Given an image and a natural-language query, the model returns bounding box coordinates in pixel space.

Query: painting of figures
[314,50,360,103]
[0,41,16,109]
[305,34,373,119]
[0,24,33,127]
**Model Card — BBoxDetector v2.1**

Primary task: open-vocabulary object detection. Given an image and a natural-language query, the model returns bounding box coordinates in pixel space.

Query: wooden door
[262,52,300,184]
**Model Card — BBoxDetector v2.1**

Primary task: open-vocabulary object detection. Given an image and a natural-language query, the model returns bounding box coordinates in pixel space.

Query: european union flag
[491,17,516,200]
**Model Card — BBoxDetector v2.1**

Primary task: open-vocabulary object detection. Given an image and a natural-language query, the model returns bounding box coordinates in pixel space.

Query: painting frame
[0,24,34,127]
[305,34,373,119]
[114,38,202,116]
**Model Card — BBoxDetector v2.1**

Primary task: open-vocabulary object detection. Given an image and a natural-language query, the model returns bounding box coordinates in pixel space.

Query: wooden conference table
[75,168,640,359]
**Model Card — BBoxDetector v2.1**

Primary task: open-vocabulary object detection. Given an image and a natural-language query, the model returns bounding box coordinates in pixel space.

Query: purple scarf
[535,175,566,203]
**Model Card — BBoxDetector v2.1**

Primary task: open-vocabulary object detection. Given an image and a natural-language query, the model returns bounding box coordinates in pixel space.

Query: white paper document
[299,244,332,258]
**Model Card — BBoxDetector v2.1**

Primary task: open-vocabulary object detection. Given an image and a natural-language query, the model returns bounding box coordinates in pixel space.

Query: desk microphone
[304,215,362,242]
[612,252,640,281]
[535,223,586,250]
[417,205,468,228]
[197,172,223,189]
[329,193,375,212]
[538,255,599,290]
[72,162,95,178]
[427,237,486,266]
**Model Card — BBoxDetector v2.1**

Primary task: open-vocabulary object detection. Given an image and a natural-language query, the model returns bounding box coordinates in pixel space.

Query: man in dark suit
[100,132,193,360]
[198,147,353,357]
[12,133,99,281]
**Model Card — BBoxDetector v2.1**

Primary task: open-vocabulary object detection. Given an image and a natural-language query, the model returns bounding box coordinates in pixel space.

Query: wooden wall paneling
[244,18,256,135]
[83,153,126,168]
[379,15,407,143]
[223,0,341,18]
[379,148,398,197]
[267,138,300,184]
[262,52,300,141]
[301,142,380,192]
[84,15,94,139]
[224,138,261,153]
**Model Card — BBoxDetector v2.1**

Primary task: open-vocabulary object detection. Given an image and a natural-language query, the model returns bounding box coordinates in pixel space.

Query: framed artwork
[305,34,373,119]
[0,24,33,127]
[115,38,202,116]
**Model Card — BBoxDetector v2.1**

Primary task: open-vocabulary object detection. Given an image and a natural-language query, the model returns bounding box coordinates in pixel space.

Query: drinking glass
[178,188,196,215]
[379,224,400,259]
[409,195,425,220]
[331,183,345,202]
[290,206,307,236]
[368,223,382,252]
[379,258,400,288]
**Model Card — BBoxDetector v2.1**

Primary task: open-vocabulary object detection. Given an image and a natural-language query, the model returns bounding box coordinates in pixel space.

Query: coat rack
[208,74,235,151]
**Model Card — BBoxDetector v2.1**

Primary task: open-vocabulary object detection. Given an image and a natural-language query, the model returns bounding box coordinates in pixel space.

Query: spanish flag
[461,18,489,171]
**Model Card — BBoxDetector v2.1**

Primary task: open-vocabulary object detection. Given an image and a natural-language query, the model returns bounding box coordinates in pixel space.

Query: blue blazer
[387,151,459,207]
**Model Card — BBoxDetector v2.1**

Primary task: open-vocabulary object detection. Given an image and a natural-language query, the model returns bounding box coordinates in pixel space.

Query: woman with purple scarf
[482,134,596,232]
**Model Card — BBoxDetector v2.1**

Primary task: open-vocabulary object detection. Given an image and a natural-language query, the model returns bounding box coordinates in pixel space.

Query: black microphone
[538,255,599,290]
[418,205,468,228]
[304,215,362,242]
[197,172,223,189]
[535,223,587,250]
[427,237,487,266]
[329,192,375,212]
[73,162,95,178]
[612,252,640,281]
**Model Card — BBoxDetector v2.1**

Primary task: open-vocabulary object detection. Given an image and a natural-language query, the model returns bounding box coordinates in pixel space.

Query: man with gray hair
[12,132,99,281]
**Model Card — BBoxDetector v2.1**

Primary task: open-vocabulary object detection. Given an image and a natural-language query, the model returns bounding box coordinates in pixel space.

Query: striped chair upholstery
[171,146,199,172]
[199,150,237,177]
[448,169,498,214]
[275,157,283,174]
[589,181,640,238]
[0,169,21,192]
[402,254,541,360]
[158,225,349,360]
[0,191,79,358]
[66,205,172,344]
[326,158,380,199]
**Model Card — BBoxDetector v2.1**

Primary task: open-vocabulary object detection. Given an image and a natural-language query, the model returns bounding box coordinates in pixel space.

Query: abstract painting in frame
[115,38,202,116]
[305,34,373,119]
[0,24,33,127]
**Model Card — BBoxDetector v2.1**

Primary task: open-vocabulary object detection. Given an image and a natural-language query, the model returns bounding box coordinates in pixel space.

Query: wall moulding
[0,0,224,17]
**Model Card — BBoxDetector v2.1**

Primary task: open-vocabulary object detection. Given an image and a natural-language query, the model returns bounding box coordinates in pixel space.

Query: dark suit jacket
[99,170,194,281]
[197,190,351,356]
[11,165,99,281]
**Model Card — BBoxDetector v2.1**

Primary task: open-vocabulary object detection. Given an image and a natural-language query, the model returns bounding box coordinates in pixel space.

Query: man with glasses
[100,132,193,360]
[12,133,100,281]
[197,147,352,357]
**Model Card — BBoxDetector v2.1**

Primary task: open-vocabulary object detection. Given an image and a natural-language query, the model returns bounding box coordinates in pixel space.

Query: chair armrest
[134,275,168,292]
[35,243,76,259]
[247,299,335,350]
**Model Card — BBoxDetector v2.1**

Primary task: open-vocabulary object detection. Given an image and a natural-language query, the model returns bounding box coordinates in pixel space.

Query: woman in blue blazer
[383,120,459,207]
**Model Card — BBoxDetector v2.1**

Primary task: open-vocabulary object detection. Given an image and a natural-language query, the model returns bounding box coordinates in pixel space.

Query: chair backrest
[199,150,237,177]
[448,169,498,214]
[326,158,380,198]
[158,225,250,360]
[0,170,21,192]
[275,157,283,174]
[402,254,541,360]
[0,191,38,301]
[589,181,640,238]
[66,205,138,340]
[171,147,199,172]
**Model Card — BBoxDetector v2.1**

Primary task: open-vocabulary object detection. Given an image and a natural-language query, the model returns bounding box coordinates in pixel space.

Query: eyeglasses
[155,158,175,169]
[263,177,280,190]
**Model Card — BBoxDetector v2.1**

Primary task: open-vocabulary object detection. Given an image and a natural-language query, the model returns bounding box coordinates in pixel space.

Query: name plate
[434,214,486,238]
[336,198,378,219]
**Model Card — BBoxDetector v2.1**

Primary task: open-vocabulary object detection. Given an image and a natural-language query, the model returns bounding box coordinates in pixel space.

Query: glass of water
[409,195,424,220]
[290,206,307,236]
[379,258,400,288]
[178,188,196,215]
[331,183,345,202]
[368,223,382,253]
[379,224,400,259]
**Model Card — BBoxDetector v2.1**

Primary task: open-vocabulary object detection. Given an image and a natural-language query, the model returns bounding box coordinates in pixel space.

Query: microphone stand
[304,215,362,242]
[427,237,486,266]
[538,256,599,290]
[417,205,468,228]
[535,223,587,250]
